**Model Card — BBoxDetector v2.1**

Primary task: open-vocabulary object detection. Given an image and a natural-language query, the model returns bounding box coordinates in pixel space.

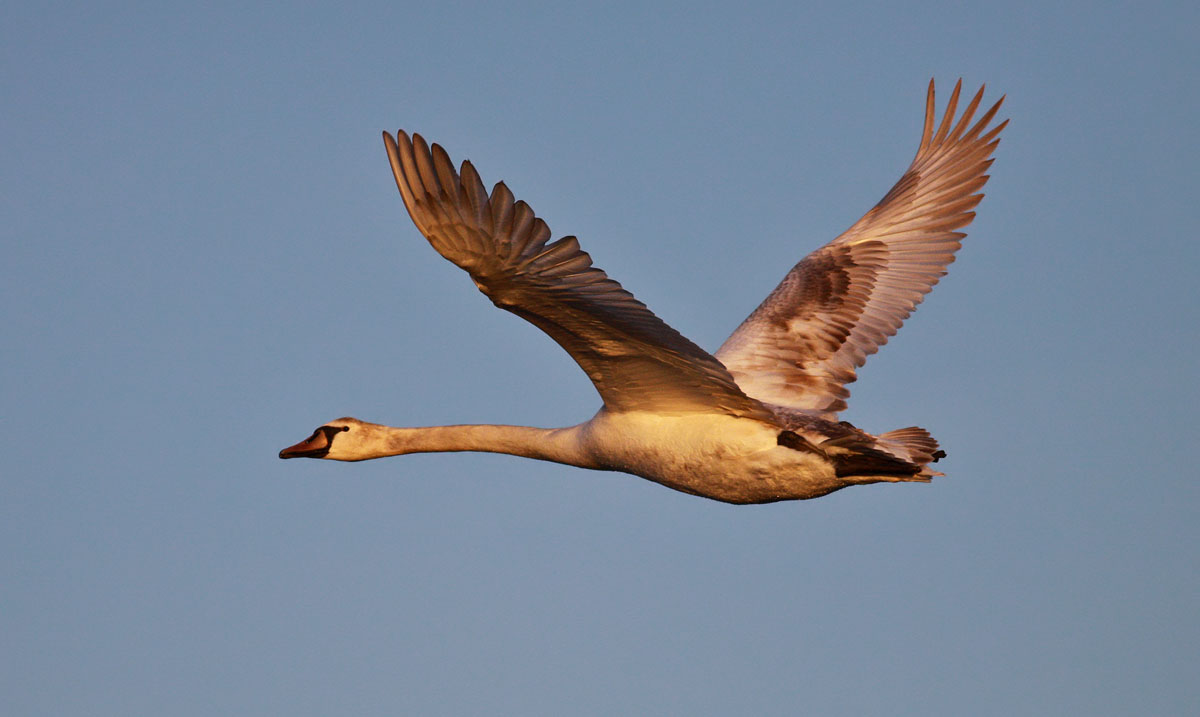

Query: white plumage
[281,79,1006,504]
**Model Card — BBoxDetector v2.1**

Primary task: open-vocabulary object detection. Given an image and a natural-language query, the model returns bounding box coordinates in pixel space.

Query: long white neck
[344,421,600,468]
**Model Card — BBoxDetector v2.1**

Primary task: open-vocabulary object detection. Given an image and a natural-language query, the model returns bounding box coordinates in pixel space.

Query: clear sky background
[3,1,1197,714]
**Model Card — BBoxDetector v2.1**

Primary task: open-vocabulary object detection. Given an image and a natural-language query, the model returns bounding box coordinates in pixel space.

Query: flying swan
[280,79,1007,504]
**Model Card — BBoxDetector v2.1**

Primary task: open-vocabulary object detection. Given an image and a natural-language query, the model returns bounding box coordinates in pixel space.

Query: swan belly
[582,411,842,504]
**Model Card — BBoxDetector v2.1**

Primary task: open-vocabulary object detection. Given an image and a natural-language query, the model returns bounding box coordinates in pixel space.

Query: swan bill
[279,425,348,459]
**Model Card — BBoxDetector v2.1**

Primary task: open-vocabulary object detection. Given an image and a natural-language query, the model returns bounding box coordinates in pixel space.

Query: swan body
[281,80,1006,504]
[583,411,842,503]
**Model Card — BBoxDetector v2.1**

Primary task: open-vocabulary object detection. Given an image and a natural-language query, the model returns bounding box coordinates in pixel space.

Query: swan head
[279,417,381,461]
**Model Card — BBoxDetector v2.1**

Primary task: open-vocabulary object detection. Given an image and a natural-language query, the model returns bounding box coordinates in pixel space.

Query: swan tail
[875,427,946,479]
[818,426,946,482]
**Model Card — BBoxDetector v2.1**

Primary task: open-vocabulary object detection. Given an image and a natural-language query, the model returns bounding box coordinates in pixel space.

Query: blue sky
[3,1,1197,714]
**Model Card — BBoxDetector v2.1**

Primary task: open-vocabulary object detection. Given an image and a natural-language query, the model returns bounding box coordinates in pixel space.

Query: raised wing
[715,79,1007,418]
[383,130,770,419]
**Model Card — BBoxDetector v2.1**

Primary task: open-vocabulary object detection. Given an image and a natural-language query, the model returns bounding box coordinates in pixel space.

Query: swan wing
[383,130,769,419]
[715,79,1007,418]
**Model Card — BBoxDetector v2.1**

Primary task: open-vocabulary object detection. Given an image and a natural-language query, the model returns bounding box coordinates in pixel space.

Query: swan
[280,79,1006,504]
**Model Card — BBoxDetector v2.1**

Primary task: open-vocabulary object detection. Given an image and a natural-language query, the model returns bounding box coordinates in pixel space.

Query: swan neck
[376,423,596,468]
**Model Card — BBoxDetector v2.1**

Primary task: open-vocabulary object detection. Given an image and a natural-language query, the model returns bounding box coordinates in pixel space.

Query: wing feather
[716,79,1007,417]
[383,131,769,419]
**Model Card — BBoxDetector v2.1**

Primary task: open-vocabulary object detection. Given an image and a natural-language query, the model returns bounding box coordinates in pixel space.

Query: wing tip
[920,78,1008,152]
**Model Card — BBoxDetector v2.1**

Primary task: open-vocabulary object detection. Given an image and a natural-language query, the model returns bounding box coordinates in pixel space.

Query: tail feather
[876,427,946,478]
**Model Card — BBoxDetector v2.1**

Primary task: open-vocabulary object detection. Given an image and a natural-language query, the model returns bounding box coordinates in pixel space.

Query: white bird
[280,79,1006,504]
